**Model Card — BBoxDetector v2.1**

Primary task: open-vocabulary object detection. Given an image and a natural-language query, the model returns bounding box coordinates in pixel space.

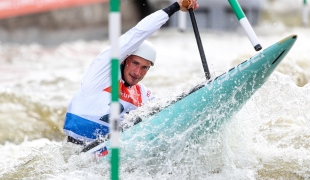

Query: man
[63,0,199,145]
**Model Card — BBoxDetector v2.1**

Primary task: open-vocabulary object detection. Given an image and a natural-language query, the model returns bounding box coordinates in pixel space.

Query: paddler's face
[123,55,151,86]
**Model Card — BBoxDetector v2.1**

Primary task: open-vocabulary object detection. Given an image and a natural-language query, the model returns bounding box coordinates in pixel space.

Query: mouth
[129,74,139,81]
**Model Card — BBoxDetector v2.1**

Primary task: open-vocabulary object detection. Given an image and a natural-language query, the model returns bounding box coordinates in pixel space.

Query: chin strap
[124,80,131,88]
[120,59,132,88]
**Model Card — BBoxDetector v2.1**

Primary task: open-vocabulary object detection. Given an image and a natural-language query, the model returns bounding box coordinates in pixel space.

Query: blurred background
[0,0,308,45]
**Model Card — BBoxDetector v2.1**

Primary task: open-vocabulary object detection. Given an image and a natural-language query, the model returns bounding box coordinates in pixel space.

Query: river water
[1,3,310,180]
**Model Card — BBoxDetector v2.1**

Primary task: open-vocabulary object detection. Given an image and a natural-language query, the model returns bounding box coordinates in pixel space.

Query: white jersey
[63,10,169,142]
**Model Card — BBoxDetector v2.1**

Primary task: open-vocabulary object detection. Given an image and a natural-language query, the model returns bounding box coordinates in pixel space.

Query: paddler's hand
[178,0,199,12]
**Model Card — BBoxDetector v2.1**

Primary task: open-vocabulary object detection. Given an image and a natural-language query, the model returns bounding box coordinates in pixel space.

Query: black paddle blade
[80,136,109,153]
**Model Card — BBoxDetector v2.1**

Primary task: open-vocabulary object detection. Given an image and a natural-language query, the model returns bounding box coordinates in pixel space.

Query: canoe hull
[87,35,297,160]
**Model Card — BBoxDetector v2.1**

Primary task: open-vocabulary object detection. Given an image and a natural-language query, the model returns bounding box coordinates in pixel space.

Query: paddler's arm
[118,0,199,60]
[80,1,199,95]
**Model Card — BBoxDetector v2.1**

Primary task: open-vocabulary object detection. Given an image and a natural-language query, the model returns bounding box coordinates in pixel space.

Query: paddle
[79,118,141,154]
[188,8,211,80]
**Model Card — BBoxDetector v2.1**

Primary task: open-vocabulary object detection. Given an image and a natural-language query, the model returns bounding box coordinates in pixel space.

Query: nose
[132,66,142,77]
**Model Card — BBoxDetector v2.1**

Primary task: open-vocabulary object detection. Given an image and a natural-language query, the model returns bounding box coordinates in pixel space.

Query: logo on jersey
[147,90,151,98]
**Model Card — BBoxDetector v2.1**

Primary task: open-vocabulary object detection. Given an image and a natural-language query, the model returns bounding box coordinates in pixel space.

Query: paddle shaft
[188,8,211,80]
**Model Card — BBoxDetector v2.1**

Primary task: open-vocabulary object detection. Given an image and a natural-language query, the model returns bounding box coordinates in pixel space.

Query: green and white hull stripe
[110,0,120,180]
[228,0,262,51]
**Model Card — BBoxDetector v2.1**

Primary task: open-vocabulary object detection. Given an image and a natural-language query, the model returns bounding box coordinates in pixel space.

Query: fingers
[185,0,199,10]
[178,0,199,12]
[191,3,199,10]
[189,0,198,9]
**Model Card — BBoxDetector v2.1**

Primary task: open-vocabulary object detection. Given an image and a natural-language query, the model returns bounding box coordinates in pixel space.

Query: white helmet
[131,40,156,66]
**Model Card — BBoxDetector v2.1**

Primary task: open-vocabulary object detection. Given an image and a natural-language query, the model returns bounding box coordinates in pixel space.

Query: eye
[142,66,150,71]
[132,61,139,66]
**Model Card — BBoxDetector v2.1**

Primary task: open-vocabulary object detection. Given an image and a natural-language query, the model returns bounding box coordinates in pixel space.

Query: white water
[1,1,310,179]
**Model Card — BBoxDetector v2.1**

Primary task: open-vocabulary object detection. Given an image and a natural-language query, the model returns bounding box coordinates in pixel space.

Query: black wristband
[163,2,180,17]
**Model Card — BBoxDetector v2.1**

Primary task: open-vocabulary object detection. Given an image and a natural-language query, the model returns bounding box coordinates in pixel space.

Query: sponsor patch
[95,146,108,157]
